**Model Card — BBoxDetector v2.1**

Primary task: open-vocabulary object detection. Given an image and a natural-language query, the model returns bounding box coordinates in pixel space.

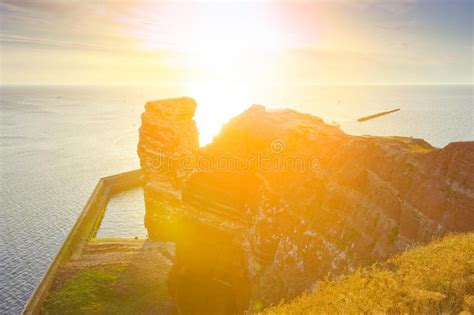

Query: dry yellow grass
[264,233,474,314]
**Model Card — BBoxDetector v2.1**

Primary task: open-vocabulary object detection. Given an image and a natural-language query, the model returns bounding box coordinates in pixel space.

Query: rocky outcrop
[138,99,474,313]
[137,97,199,240]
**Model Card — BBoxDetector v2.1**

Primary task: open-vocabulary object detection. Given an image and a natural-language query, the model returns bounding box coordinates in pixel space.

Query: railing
[22,169,143,314]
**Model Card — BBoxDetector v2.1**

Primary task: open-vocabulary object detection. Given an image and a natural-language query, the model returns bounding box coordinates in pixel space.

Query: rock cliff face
[137,97,199,240]
[138,99,474,313]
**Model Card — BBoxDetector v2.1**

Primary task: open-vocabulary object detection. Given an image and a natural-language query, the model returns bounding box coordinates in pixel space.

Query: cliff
[264,233,474,314]
[138,99,474,312]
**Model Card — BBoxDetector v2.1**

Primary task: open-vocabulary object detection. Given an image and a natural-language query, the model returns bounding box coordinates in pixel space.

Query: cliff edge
[138,98,474,312]
[264,233,474,314]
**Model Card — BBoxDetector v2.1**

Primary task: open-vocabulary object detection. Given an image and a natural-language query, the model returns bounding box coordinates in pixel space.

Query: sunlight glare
[187,81,253,146]
[135,2,285,144]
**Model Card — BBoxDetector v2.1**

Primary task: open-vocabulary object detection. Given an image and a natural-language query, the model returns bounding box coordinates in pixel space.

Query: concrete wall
[23,169,143,314]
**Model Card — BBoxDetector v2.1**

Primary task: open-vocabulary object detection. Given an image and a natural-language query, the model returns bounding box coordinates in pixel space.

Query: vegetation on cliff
[263,233,474,314]
[42,239,174,314]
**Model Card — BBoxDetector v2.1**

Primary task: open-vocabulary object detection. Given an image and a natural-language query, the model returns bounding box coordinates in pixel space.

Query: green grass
[43,265,125,314]
[43,264,169,314]
[264,233,474,314]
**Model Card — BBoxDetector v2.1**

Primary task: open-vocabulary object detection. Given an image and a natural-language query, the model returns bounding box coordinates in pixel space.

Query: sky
[0,0,472,85]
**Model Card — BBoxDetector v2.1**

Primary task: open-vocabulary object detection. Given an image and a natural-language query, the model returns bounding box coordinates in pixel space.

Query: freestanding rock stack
[137,97,199,239]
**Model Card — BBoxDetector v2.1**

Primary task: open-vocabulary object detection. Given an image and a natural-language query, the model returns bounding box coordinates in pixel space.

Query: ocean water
[0,84,472,313]
[96,188,147,239]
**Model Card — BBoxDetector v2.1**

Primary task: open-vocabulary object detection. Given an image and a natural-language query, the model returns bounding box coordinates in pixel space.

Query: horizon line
[1,82,473,87]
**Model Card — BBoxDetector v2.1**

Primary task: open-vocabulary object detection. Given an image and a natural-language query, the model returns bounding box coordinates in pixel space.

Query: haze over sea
[1,84,473,313]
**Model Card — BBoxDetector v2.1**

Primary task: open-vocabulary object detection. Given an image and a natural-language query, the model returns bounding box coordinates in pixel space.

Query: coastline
[23,170,142,314]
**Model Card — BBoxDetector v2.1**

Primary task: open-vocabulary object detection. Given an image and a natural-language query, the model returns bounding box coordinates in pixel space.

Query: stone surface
[138,99,474,312]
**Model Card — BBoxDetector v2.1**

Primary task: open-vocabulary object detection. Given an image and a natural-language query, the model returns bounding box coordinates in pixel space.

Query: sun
[176,4,283,145]
[134,2,286,145]
[187,81,253,146]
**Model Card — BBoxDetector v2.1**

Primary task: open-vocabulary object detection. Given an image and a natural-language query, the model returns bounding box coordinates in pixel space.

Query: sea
[0,84,473,314]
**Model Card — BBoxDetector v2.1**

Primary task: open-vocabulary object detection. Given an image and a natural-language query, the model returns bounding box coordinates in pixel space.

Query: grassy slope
[43,239,174,314]
[43,264,170,314]
[264,233,474,314]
